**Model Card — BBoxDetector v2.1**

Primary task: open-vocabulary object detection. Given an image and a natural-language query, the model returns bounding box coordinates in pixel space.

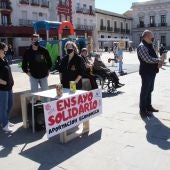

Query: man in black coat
[22,34,52,92]
[137,30,164,119]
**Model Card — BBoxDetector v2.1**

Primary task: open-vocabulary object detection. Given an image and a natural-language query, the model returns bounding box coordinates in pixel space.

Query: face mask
[32,41,39,47]
[67,49,74,55]
[151,38,154,42]
[98,58,101,61]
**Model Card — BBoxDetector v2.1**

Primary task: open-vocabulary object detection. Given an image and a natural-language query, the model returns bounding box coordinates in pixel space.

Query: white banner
[43,89,102,139]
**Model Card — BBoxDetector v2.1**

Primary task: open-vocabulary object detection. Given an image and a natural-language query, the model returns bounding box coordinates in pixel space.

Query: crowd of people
[0,29,169,132]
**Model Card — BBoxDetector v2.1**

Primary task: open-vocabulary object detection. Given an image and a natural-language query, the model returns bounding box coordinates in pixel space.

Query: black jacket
[59,54,86,89]
[0,58,14,91]
[22,46,52,79]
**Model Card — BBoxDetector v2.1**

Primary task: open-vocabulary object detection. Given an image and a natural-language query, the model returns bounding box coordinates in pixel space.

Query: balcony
[100,26,106,31]
[76,24,94,31]
[76,7,82,13]
[137,23,145,28]
[107,27,113,32]
[19,19,36,26]
[121,29,126,33]
[158,23,167,27]
[114,28,120,33]
[76,7,95,15]
[148,23,157,27]
[0,0,12,10]
[41,1,48,8]
[125,29,130,34]
[31,0,40,6]
[19,0,29,4]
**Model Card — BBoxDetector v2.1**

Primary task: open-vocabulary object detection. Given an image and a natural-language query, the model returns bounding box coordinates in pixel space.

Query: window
[1,15,8,25]
[107,20,110,28]
[90,19,93,26]
[120,22,123,29]
[126,23,128,30]
[83,4,86,9]
[101,35,104,38]
[67,16,70,22]
[114,21,117,29]
[161,15,166,24]
[150,16,155,25]
[61,14,65,21]
[108,36,111,38]
[33,12,38,20]
[139,16,144,27]
[77,17,81,25]
[161,35,166,46]
[76,2,80,9]
[21,11,27,19]
[84,19,87,26]
[100,19,103,27]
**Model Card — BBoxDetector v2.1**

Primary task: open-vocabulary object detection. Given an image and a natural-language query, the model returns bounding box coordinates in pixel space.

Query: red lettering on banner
[84,103,89,112]
[71,97,76,106]
[88,92,93,101]
[64,98,70,109]
[72,107,78,117]
[48,116,55,126]
[55,112,62,123]
[57,100,64,111]
[79,104,84,114]
[78,95,83,104]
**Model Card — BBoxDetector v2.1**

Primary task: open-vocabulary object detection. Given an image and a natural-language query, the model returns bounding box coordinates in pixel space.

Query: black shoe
[118,83,125,86]
[115,84,122,88]
[147,107,159,112]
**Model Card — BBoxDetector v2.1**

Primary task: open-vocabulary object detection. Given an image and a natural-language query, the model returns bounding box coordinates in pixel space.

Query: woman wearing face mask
[0,42,14,132]
[59,41,86,89]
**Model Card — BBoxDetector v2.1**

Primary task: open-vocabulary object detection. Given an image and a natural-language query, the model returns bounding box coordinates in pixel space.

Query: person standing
[6,44,14,65]
[137,30,163,119]
[59,41,86,89]
[116,47,127,76]
[22,34,52,92]
[0,42,14,132]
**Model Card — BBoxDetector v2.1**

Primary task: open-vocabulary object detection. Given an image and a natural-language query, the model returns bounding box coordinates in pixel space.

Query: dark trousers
[84,74,98,89]
[140,73,156,112]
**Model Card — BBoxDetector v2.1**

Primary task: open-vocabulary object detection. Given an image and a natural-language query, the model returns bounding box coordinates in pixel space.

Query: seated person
[93,53,124,88]
[80,48,98,89]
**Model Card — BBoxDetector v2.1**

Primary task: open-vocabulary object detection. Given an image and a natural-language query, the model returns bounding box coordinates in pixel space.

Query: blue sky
[95,0,147,14]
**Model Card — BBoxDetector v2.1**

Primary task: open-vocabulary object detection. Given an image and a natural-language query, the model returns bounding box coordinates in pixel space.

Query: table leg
[31,96,35,133]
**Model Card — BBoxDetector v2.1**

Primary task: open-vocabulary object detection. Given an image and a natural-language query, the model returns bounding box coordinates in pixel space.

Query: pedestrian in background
[6,44,14,65]
[22,34,52,93]
[0,42,14,132]
[116,47,127,76]
[137,30,164,119]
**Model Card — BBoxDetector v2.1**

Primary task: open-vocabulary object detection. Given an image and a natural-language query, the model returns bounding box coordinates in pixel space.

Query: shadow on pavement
[0,126,45,158]
[102,91,125,98]
[19,129,102,170]
[144,115,170,150]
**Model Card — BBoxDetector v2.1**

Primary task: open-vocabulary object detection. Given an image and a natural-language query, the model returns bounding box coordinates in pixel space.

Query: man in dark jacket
[22,34,52,92]
[137,30,163,119]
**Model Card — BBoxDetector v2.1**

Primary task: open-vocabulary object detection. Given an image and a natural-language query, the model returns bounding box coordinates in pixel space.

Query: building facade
[131,0,170,49]
[95,9,132,50]
[0,0,50,57]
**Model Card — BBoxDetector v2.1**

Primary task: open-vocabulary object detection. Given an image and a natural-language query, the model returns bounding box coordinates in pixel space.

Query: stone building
[131,0,170,49]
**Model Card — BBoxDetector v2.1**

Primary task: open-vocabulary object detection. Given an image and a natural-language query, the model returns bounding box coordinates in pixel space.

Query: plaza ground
[0,51,170,170]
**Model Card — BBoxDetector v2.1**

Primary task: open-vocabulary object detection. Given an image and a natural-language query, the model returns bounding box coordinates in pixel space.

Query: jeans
[140,73,156,112]
[30,76,48,93]
[0,90,13,127]
[118,61,123,72]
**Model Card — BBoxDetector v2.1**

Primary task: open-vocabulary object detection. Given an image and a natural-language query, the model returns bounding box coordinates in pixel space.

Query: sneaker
[2,124,12,132]
[8,122,15,127]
